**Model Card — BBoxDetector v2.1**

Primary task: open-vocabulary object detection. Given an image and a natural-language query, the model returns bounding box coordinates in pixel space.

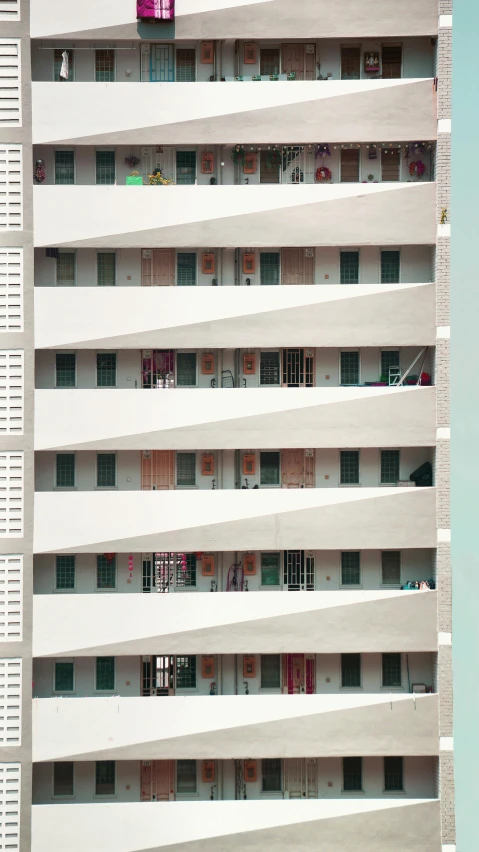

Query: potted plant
[405,374,419,385]
[420,372,432,386]
[126,170,143,186]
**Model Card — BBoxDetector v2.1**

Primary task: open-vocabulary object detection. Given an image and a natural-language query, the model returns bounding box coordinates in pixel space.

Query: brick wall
[436,134,451,222]
[436,542,452,632]
[438,28,452,119]
[435,238,450,324]
[436,338,450,426]
[440,751,456,843]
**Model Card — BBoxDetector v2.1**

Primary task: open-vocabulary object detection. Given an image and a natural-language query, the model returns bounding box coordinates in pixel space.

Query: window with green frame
[262,758,282,791]
[340,251,359,284]
[97,253,116,286]
[53,762,74,796]
[176,655,196,688]
[175,151,196,185]
[260,352,280,385]
[260,654,281,688]
[381,251,400,284]
[343,757,362,791]
[175,49,196,82]
[177,253,197,286]
[56,252,75,285]
[260,451,280,486]
[341,551,360,585]
[384,756,403,791]
[96,554,116,589]
[176,759,197,793]
[55,151,75,184]
[381,551,401,585]
[340,351,359,385]
[176,452,196,486]
[96,353,116,387]
[381,350,400,381]
[260,252,280,285]
[340,450,359,485]
[341,653,361,688]
[97,453,116,487]
[54,660,74,692]
[95,656,115,691]
[96,150,116,185]
[95,760,115,795]
[56,453,75,488]
[176,353,197,386]
[55,353,76,387]
[55,555,75,590]
[54,49,74,82]
[382,652,402,687]
[261,552,280,586]
[380,449,400,484]
[95,49,115,82]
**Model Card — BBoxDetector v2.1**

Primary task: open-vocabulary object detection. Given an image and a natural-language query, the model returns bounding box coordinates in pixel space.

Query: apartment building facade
[0,0,454,849]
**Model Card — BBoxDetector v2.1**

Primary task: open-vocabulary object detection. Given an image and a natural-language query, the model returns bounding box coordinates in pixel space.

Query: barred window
[262,759,281,791]
[177,759,197,793]
[261,552,280,586]
[340,351,359,385]
[56,252,75,286]
[340,251,359,284]
[384,756,403,791]
[56,453,75,488]
[381,449,400,484]
[176,452,196,486]
[260,253,280,286]
[381,350,400,380]
[96,656,115,691]
[175,49,196,82]
[341,552,360,585]
[260,352,280,386]
[381,251,400,283]
[97,453,116,487]
[97,353,116,387]
[176,353,196,386]
[382,653,402,687]
[55,555,75,590]
[343,757,362,791]
[55,353,76,387]
[381,551,401,585]
[95,49,115,82]
[340,450,359,484]
[261,654,281,688]
[260,49,280,75]
[177,253,196,286]
[96,554,116,589]
[341,653,361,688]
[95,760,115,795]
[96,150,115,185]
[55,151,74,184]
[176,553,197,587]
[53,762,74,796]
[176,655,196,688]
[97,253,116,286]
[55,660,74,692]
[260,451,280,486]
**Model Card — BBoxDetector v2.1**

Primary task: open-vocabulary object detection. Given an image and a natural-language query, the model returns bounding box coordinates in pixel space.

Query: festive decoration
[231,145,245,165]
[315,144,331,158]
[315,165,332,183]
[148,167,172,185]
[34,160,46,184]
[125,155,140,168]
[291,166,303,183]
[104,553,116,562]
[408,160,426,178]
[128,554,134,579]
[440,207,448,224]
[264,149,281,170]
[364,51,380,72]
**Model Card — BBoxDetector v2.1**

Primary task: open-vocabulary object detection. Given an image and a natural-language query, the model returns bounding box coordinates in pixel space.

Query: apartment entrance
[141,249,175,287]
[284,758,318,797]
[281,44,316,80]
[281,450,315,488]
[141,350,174,387]
[282,348,315,386]
[281,249,314,284]
[141,760,175,801]
[283,550,315,590]
[141,655,175,696]
[283,653,316,693]
[141,451,175,490]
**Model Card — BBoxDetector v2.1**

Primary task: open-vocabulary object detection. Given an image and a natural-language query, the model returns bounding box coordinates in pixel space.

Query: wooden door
[381,148,400,182]
[283,654,315,694]
[382,45,402,79]
[260,152,280,184]
[142,451,175,490]
[281,44,305,79]
[281,449,304,488]
[281,249,314,285]
[284,758,317,798]
[341,47,360,79]
[142,250,175,287]
[341,149,360,182]
[141,760,175,802]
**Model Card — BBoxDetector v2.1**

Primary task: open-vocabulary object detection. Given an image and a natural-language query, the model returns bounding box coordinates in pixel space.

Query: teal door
[151,44,174,81]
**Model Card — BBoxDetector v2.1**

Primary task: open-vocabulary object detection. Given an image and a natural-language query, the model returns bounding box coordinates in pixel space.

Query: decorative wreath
[408,160,425,177]
[315,166,332,183]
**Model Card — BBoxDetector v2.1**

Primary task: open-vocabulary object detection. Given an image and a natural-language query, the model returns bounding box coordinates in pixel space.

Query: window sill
[175,689,200,695]
[175,793,200,800]
[342,790,365,795]
[382,790,406,796]
[94,486,118,491]
[259,585,282,591]
[175,485,199,490]
[260,792,283,799]
[53,692,75,696]
[53,486,77,491]
[95,587,117,593]
[94,794,117,800]
[380,686,404,692]
[380,584,402,590]
[52,795,76,801]
[54,587,76,593]
[340,584,362,590]
[339,483,361,487]
[94,690,115,696]
[258,688,282,694]
[339,687,363,692]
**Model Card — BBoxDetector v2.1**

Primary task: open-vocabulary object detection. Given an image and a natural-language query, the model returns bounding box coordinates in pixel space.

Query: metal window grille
[95,49,115,82]
[55,555,75,589]
[96,555,116,589]
[54,661,74,692]
[55,354,76,388]
[96,353,116,387]
[341,653,361,687]
[380,350,400,378]
[260,654,280,688]
[382,653,402,687]
[284,550,315,591]
[54,151,74,184]
[97,253,116,286]
[142,556,154,593]
[176,553,196,587]
[340,352,359,385]
[56,454,74,488]
[261,553,280,586]
[262,759,282,792]
[56,253,75,286]
[154,553,173,593]
[176,759,196,793]
[260,451,280,486]
[53,49,74,82]
[176,656,196,688]
[176,452,196,486]
[340,252,359,284]
[176,253,196,286]
[381,551,401,585]
[381,251,400,283]
[282,348,314,387]
[97,453,116,487]
[260,352,280,386]
[176,353,196,386]
[343,757,362,791]
[260,253,280,286]
[95,657,114,691]
[95,760,115,795]
[175,151,196,185]
[53,762,74,796]
[175,49,196,82]
[341,552,360,585]
[260,49,280,75]
[381,148,400,182]
[95,151,115,185]
[340,450,359,484]
[384,756,403,791]
[381,450,400,484]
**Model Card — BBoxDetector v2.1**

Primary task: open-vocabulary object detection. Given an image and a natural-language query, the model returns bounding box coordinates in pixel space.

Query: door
[284,758,317,798]
[141,451,175,489]
[341,47,360,79]
[142,249,175,287]
[281,450,315,488]
[260,151,280,184]
[282,348,315,387]
[142,350,174,387]
[141,760,175,801]
[281,44,305,79]
[283,653,316,693]
[283,550,315,590]
[382,45,402,78]
[141,655,174,694]
[381,148,400,182]
[281,249,314,285]
[176,151,196,185]
[341,149,360,182]
[151,44,174,81]
[260,48,280,75]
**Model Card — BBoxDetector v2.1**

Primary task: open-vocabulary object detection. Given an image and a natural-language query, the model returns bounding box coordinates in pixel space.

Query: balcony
[33,184,436,249]
[31,799,440,852]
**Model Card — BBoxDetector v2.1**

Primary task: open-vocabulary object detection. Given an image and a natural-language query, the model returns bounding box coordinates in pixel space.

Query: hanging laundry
[137,0,175,20]
[60,50,69,80]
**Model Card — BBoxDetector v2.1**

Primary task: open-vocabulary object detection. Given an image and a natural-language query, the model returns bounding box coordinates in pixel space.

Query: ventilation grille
[0,556,22,641]
[0,146,22,231]
[0,351,22,435]
[0,1,20,21]
[0,249,22,332]
[0,453,23,537]
[0,763,20,851]
[0,659,20,745]
[0,42,20,127]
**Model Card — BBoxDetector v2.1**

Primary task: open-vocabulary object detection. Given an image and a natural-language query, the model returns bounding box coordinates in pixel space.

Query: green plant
[231,146,245,165]
[379,374,388,383]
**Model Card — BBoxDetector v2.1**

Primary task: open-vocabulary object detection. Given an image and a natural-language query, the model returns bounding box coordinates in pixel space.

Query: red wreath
[104,553,116,562]
[315,166,332,183]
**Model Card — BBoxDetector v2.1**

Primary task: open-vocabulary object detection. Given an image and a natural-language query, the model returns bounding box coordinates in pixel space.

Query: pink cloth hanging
[137,0,175,19]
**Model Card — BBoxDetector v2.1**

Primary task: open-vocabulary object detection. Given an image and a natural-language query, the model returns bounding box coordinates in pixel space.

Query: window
[55,555,75,590]
[340,351,359,385]
[381,251,400,284]
[384,756,404,791]
[176,656,196,688]
[176,553,196,587]
[381,551,401,586]
[343,757,362,792]
[96,657,115,691]
[56,353,76,387]
[97,453,116,487]
[176,49,196,82]
[340,149,359,182]
[261,552,280,586]
[95,761,115,796]
[382,46,402,79]
[54,49,74,82]
[260,253,280,285]
[260,451,280,486]
[340,450,359,485]
[381,450,400,484]
[54,660,74,692]
[341,552,361,585]
[176,452,196,486]
[56,252,75,286]
[176,759,197,793]
[341,46,360,80]
[260,654,281,688]
[95,49,115,82]
[381,349,400,380]
[341,653,361,688]
[97,353,116,387]
[260,49,280,75]
[260,352,280,386]
[176,353,197,386]
[96,554,116,590]
[56,453,75,488]
[262,759,282,792]
[176,151,196,185]
[97,253,116,286]
[382,653,402,688]
[340,252,359,284]
[177,253,196,286]
[96,151,115,185]
[55,151,74,184]
[381,148,400,182]
[53,762,74,797]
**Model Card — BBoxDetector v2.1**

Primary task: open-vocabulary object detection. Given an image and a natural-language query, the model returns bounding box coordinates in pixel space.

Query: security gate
[284,758,318,798]
[283,550,315,590]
